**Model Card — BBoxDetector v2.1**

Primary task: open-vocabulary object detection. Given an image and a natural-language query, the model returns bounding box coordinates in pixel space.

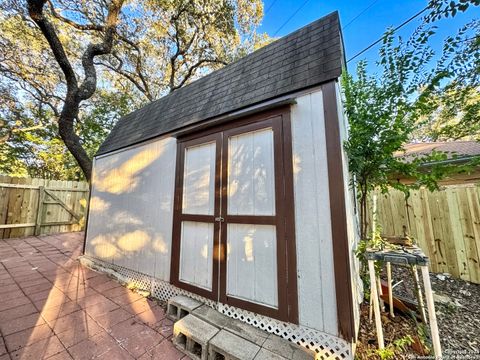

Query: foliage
[343,0,480,240]
[413,19,480,141]
[0,0,269,180]
[0,89,134,180]
[374,335,414,360]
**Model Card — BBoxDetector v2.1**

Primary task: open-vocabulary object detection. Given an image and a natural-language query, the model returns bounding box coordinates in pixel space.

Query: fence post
[35,186,45,236]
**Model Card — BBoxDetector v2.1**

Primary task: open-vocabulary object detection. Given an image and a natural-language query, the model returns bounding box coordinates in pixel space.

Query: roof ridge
[98,11,343,155]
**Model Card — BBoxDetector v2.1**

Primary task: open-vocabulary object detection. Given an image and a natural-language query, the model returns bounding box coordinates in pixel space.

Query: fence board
[0,176,89,239]
[369,185,480,284]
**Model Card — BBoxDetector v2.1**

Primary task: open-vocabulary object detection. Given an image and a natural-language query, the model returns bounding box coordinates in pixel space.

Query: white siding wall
[290,90,338,335]
[85,137,176,281]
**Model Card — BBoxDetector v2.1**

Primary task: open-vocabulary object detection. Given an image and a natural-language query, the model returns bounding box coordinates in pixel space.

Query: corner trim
[321,80,355,341]
[82,158,95,255]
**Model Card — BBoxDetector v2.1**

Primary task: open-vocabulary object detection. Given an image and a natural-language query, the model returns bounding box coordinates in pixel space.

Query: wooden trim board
[321,81,355,341]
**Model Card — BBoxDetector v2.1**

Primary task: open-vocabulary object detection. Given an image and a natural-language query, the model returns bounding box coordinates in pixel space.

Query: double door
[171,111,297,322]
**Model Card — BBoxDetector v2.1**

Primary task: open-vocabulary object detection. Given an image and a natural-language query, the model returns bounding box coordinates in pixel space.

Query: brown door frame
[170,107,298,323]
[170,133,222,300]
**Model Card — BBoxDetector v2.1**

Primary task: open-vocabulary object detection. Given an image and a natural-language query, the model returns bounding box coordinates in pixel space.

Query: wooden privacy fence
[0,176,89,239]
[368,185,480,284]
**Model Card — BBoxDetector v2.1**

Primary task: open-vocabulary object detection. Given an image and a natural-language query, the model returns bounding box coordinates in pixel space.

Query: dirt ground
[355,266,480,359]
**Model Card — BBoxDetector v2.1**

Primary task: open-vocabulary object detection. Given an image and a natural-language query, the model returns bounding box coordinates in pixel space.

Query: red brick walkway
[0,232,185,360]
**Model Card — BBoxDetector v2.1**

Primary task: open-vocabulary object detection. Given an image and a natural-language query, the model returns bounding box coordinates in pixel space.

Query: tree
[0,0,267,180]
[0,88,134,180]
[97,0,266,99]
[343,0,480,240]
[413,19,480,141]
[23,0,126,180]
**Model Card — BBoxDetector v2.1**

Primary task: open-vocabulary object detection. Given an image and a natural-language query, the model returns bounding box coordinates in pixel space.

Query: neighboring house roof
[396,141,480,163]
[97,11,344,155]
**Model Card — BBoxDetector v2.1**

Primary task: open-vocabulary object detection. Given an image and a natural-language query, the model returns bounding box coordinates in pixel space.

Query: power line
[342,0,380,30]
[347,6,429,63]
[265,0,278,15]
[273,0,311,37]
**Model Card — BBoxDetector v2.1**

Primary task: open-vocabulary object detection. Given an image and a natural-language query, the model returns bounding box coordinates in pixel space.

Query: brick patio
[0,232,185,360]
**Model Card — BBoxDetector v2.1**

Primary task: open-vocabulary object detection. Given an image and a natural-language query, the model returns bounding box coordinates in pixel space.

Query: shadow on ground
[0,232,186,360]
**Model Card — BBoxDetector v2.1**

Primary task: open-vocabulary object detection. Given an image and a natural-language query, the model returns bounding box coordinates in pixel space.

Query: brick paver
[0,232,185,359]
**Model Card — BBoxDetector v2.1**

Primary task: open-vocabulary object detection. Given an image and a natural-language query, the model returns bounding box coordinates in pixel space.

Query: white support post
[386,262,394,317]
[369,295,373,323]
[420,265,442,358]
[377,275,385,311]
[412,265,427,324]
[368,260,384,349]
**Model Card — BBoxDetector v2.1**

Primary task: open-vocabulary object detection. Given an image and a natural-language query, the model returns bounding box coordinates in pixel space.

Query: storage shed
[83,11,362,359]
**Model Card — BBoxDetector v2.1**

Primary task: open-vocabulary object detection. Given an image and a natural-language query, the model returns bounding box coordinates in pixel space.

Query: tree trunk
[58,97,92,179]
[27,0,124,181]
[359,182,368,240]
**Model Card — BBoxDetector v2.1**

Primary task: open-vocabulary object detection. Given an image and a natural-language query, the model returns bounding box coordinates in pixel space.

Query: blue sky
[258,0,478,72]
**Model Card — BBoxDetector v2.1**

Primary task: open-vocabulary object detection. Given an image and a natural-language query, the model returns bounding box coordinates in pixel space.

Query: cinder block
[254,348,286,360]
[209,329,261,360]
[223,318,269,347]
[192,305,230,328]
[167,295,202,321]
[262,334,315,360]
[173,314,220,360]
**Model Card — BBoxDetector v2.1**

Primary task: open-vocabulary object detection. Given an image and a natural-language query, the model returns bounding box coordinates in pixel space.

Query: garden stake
[420,265,442,358]
[368,259,384,349]
[411,265,427,323]
[386,262,394,317]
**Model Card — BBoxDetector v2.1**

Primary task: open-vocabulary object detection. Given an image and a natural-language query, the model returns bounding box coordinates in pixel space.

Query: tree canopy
[342,0,480,239]
[0,0,268,180]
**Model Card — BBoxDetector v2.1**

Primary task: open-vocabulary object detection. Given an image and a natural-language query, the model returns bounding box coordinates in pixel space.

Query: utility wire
[342,0,380,30]
[273,0,311,37]
[265,0,278,15]
[347,6,429,63]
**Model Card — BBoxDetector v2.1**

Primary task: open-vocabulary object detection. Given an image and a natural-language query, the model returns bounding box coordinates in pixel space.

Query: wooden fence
[0,176,89,239]
[368,185,480,284]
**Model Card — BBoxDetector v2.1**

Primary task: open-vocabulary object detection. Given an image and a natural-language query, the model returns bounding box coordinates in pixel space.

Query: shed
[83,11,362,359]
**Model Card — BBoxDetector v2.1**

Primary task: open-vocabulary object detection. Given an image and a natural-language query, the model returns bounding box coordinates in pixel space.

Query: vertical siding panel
[291,90,337,334]
[226,223,277,307]
[228,129,275,216]
[253,225,277,306]
[179,221,213,290]
[86,137,177,281]
[183,142,216,215]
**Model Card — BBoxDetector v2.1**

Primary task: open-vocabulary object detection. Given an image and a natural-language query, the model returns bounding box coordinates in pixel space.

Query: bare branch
[171,58,227,92]
[47,0,104,31]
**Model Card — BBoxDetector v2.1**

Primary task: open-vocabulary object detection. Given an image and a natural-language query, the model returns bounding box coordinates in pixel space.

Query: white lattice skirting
[79,255,352,360]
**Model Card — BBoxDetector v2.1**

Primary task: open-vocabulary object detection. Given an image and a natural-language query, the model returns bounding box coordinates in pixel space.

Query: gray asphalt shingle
[97,11,344,155]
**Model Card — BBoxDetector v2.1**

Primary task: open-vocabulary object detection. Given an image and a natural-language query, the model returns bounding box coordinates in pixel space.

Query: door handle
[215,217,225,222]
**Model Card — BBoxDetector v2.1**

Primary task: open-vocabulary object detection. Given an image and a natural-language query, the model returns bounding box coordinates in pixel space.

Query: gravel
[356,266,480,359]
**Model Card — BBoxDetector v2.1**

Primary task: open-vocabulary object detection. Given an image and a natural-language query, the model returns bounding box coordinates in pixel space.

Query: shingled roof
[396,141,480,162]
[97,11,344,155]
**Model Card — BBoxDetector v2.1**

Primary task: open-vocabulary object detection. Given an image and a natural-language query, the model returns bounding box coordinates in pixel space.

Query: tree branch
[47,0,104,31]
[171,58,227,92]
[77,0,125,101]
[27,0,126,180]
[27,0,78,92]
